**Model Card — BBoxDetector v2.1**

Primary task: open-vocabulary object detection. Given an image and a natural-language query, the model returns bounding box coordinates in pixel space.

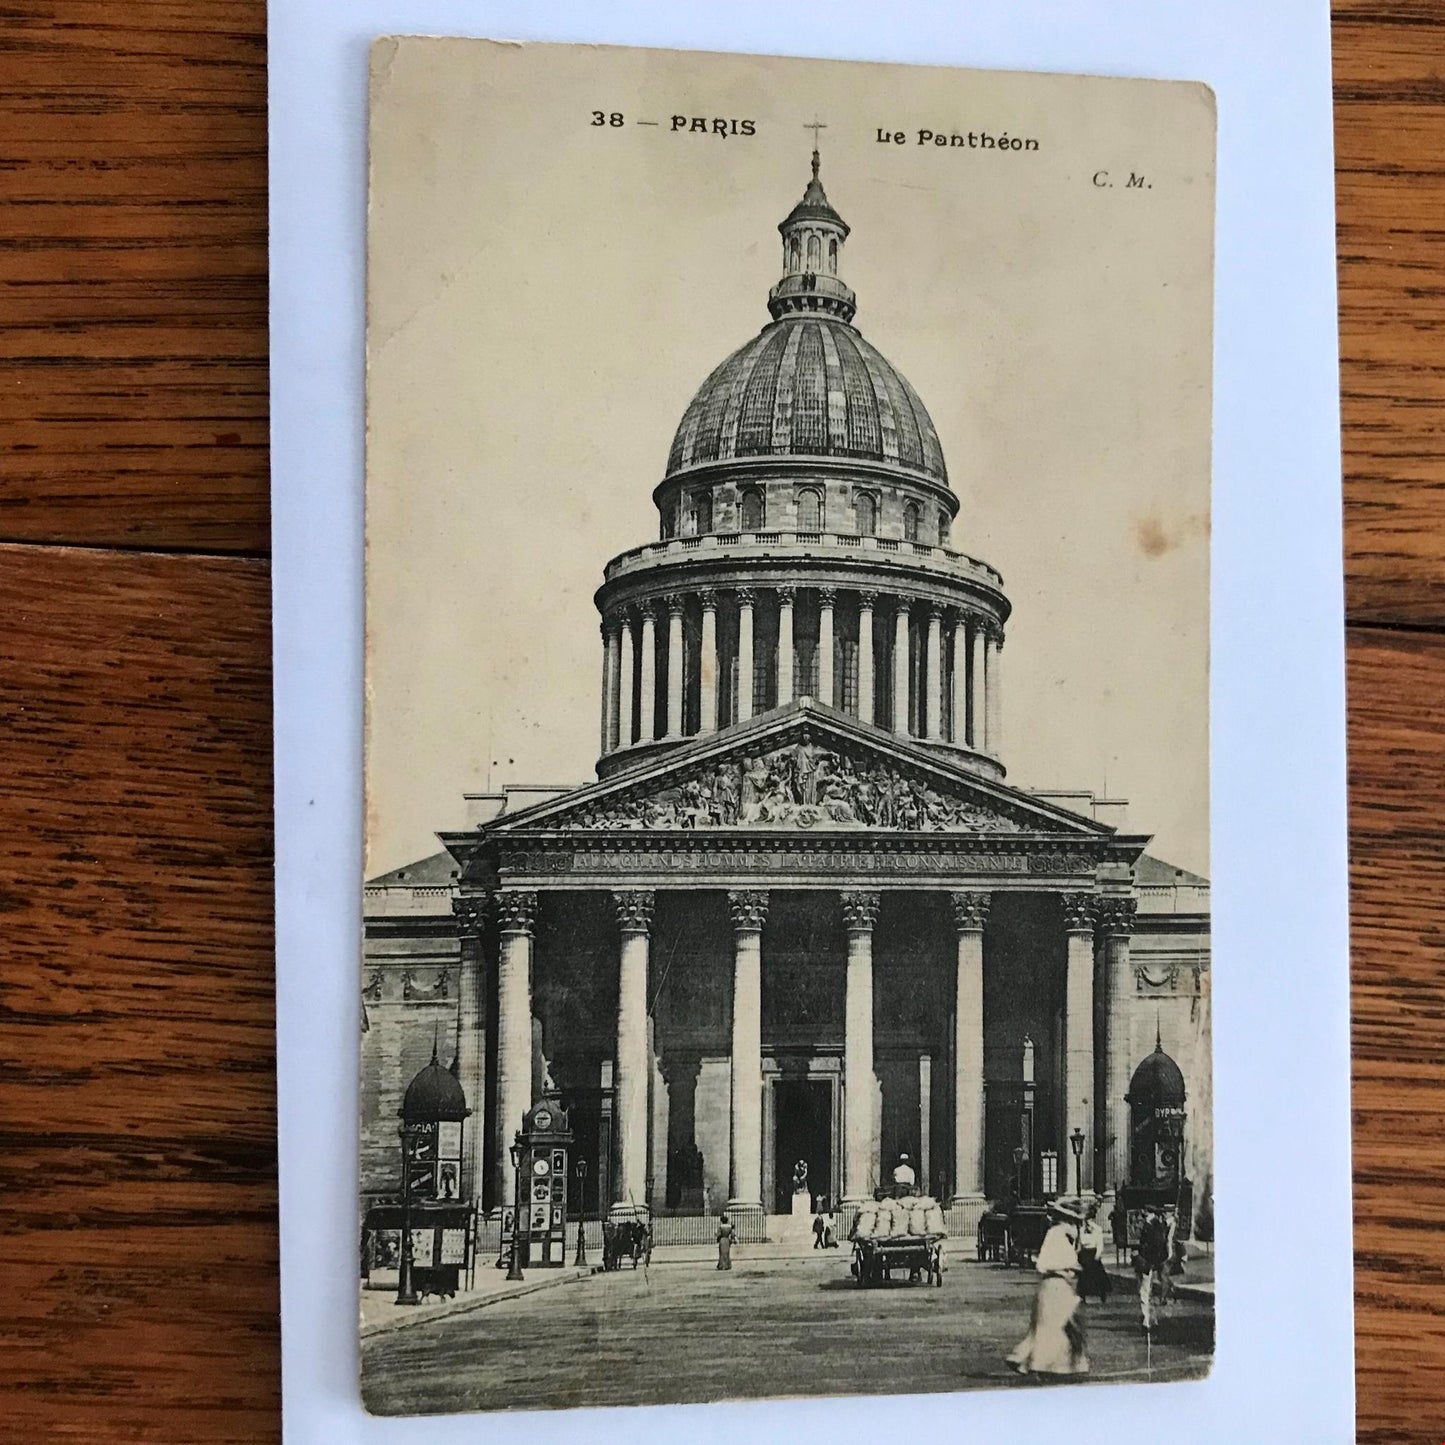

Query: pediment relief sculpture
[565,740,1025,833]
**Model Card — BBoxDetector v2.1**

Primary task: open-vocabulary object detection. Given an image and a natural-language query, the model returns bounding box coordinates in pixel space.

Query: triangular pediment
[483,701,1112,839]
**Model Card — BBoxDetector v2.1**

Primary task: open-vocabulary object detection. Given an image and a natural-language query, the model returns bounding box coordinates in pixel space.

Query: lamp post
[1069,1127,1086,1204]
[574,1157,590,1267]
[395,1122,420,1306]
[506,1140,526,1282]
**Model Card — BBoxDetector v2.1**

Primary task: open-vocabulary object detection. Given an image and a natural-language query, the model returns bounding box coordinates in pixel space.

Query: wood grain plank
[1335,1,1445,625]
[0,544,278,1444]
[1349,621,1445,1444]
[0,2,269,554]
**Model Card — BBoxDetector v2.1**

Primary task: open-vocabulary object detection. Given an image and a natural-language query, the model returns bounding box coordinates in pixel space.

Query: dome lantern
[769,143,857,323]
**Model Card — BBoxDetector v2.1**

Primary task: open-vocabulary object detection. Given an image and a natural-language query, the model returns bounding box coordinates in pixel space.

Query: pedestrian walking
[716,1211,734,1271]
[1135,1208,1171,1330]
[812,1211,827,1249]
[1077,1200,1111,1303]
[1006,1199,1090,1376]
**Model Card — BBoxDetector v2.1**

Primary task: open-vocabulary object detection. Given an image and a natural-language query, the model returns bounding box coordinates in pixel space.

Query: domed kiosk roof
[665,316,948,484]
[1126,1036,1187,1108]
[401,1044,470,1123]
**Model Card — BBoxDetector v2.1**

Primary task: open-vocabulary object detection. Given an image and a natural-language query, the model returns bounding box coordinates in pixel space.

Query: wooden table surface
[0,3,1439,1440]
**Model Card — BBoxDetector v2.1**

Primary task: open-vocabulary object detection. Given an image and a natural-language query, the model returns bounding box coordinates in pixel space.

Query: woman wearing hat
[1006,1199,1090,1377]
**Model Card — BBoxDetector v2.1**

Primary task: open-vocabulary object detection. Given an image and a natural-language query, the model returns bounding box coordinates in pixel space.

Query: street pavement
[362,1249,1214,1416]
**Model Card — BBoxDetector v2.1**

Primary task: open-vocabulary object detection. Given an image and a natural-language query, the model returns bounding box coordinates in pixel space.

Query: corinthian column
[950,890,990,1204]
[842,890,880,1201]
[665,598,685,739]
[727,889,769,1219]
[985,625,1004,756]
[969,618,986,749]
[776,586,796,707]
[638,603,658,741]
[924,604,943,739]
[618,609,637,747]
[600,617,622,754]
[699,589,718,734]
[494,889,537,1215]
[1061,892,1095,1197]
[857,591,876,725]
[736,589,755,723]
[817,587,836,706]
[1097,896,1138,1197]
[451,894,489,1206]
[613,890,654,1206]
[892,602,910,736]
[950,613,968,745]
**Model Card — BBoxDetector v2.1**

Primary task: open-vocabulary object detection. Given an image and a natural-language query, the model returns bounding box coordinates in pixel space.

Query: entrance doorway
[771,1079,833,1213]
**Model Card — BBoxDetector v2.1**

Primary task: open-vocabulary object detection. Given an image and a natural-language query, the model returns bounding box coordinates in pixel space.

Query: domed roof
[666,316,948,484]
[1127,1039,1187,1109]
[401,1046,470,1123]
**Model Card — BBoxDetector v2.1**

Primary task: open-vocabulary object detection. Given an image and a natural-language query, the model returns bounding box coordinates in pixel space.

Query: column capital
[613,889,656,934]
[698,587,718,611]
[727,888,770,931]
[840,889,881,932]
[639,599,661,622]
[735,586,757,608]
[600,613,623,641]
[775,584,796,606]
[451,893,490,936]
[1060,891,1095,934]
[949,890,992,934]
[894,598,913,619]
[988,619,1006,648]
[856,589,878,609]
[495,889,539,935]
[817,585,838,607]
[665,595,686,619]
[1093,895,1138,936]
[925,601,945,620]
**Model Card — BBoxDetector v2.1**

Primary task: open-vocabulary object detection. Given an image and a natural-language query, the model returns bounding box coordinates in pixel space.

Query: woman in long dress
[716,1212,734,1271]
[1007,1201,1089,1376]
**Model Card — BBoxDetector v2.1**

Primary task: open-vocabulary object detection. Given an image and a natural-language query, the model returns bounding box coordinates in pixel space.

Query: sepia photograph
[359,37,1214,1415]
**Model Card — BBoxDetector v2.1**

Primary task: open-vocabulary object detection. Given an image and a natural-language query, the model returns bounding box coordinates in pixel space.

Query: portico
[442,700,1147,1235]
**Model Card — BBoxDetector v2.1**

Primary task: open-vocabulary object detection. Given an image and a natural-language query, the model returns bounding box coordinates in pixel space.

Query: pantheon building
[361,154,1212,1241]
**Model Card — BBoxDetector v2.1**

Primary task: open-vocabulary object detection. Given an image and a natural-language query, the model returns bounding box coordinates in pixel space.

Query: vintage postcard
[360,37,1214,1414]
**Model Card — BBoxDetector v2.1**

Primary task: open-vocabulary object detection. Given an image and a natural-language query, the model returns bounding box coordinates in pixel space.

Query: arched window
[828,238,838,273]
[692,491,713,535]
[855,492,877,536]
[795,487,822,531]
[806,233,821,269]
[740,488,765,531]
[789,236,801,271]
[938,510,951,547]
[903,500,922,542]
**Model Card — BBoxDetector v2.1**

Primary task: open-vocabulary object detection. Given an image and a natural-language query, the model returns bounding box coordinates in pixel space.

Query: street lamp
[395,1121,420,1306]
[574,1157,590,1267]
[1069,1127,1086,1204]
[506,1140,526,1282]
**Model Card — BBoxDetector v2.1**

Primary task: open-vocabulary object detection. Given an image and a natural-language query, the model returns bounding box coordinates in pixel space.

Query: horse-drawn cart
[602,1203,651,1271]
[849,1193,947,1288]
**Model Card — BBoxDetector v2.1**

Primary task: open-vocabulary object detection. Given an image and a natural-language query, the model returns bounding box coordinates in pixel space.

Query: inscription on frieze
[498,846,1094,876]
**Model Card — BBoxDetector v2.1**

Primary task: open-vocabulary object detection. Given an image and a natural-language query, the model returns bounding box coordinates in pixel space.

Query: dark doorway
[772,1079,832,1213]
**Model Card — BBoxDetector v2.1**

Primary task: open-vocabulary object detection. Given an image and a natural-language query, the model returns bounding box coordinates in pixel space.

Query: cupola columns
[737,589,756,722]
[776,587,796,707]
[699,590,719,733]
[638,604,658,741]
[597,590,1004,772]
[817,588,836,708]
[892,604,910,736]
[857,593,877,726]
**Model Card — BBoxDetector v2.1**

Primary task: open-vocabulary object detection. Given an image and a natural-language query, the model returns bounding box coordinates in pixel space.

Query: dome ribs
[829,325,882,461]
[788,323,828,457]
[735,326,792,458]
